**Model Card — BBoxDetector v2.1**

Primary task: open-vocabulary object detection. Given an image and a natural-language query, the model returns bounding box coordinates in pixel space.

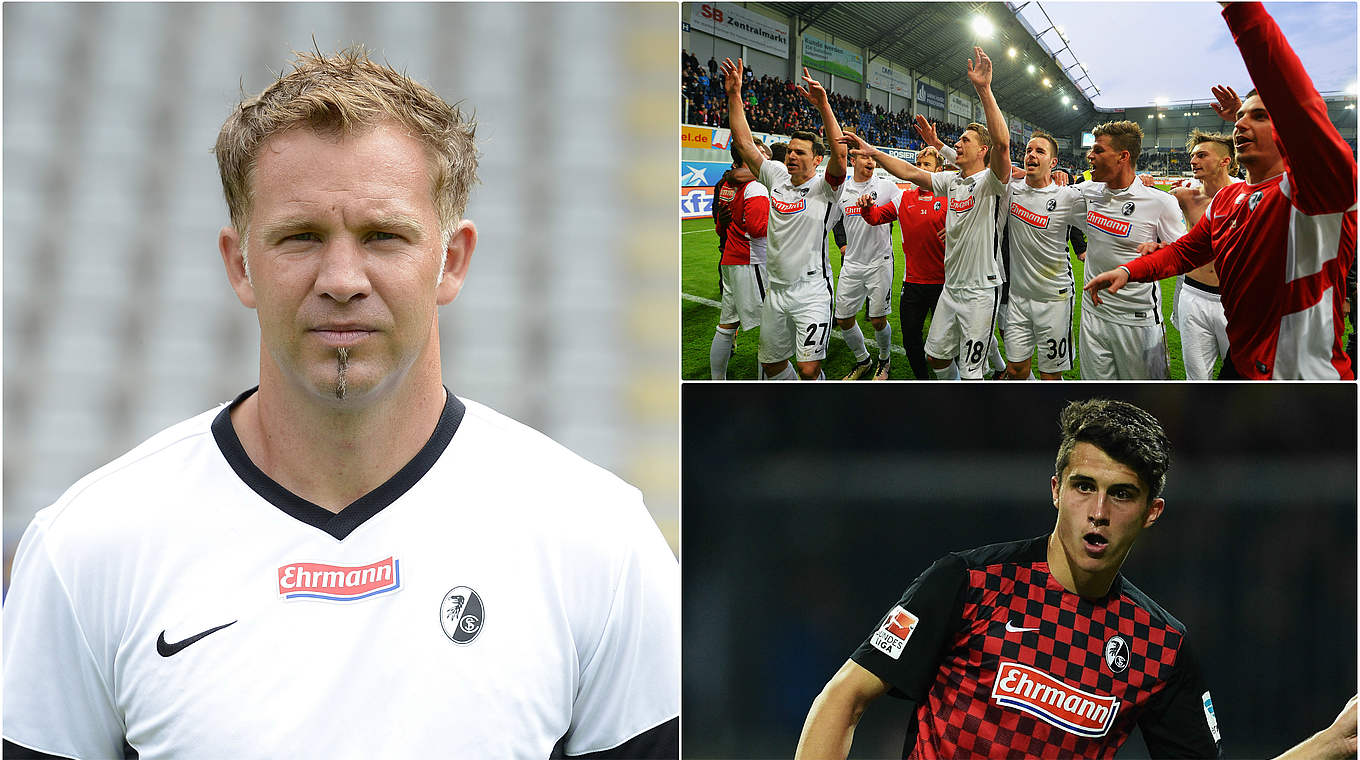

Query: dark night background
[683,383,1356,759]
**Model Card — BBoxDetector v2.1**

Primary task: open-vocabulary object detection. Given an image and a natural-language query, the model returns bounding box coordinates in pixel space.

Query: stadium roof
[755,2,1099,137]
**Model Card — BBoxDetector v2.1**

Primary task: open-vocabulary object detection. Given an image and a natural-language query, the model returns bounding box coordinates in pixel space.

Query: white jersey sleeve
[1154,190,1188,244]
[562,490,681,755]
[4,513,125,759]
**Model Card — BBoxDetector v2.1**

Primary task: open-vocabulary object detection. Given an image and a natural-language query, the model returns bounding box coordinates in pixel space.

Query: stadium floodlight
[1027,64,1036,74]
[1008,47,1018,58]
[971,15,995,38]
[1042,77,1051,88]
[1158,113,1165,119]
[1347,104,1357,110]
[1072,105,1079,111]
[1062,95,1070,105]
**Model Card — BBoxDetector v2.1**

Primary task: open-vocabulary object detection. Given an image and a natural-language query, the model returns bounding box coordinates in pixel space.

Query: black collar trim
[210,387,465,540]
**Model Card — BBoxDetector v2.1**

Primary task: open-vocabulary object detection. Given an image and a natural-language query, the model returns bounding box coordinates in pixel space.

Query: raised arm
[967,46,1010,184]
[795,68,846,182]
[794,659,891,760]
[1210,85,1242,122]
[841,131,933,190]
[915,114,958,167]
[720,58,764,178]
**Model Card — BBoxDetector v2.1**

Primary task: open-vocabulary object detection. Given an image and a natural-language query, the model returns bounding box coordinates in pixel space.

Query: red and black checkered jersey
[852,536,1221,759]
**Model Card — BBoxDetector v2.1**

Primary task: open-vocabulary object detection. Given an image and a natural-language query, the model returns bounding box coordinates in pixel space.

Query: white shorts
[834,261,893,320]
[1174,279,1228,381]
[925,285,1000,379]
[718,263,767,330]
[1004,293,1075,373]
[1079,312,1169,380]
[758,276,833,364]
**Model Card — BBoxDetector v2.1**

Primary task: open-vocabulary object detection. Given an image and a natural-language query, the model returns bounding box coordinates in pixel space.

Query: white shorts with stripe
[1173,279,1228,381]
[1004,293,1075,373]
[925,285,1000,379]
[758,276,834,364]
[718,263,767,331]
[834,261,894,320]
[1078,312,1169,380]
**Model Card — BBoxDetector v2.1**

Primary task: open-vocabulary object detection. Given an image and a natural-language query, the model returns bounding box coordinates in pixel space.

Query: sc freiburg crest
[440,586,486,645]
[1104,634,1130,674]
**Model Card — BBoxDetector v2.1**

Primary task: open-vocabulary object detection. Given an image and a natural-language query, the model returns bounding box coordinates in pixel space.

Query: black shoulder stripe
[1,739,137,759]
[552,717,678,759]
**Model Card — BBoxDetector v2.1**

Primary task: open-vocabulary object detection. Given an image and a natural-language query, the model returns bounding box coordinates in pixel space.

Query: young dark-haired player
[796,399,1221,759]
[841,47,1010,380]
[1086,2,1357,380]
[722,58,847,381]
[1076,121,1186,379]
[710,141,771,379]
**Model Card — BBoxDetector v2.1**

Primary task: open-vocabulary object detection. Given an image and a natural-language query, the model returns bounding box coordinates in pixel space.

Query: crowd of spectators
[684,49,981,151]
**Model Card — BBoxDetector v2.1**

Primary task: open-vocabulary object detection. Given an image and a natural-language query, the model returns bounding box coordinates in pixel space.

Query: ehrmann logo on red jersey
[1086,210,1131,237]
[991,661,1121,737]
[950,197,975,213]
[1010,202,1050,229]
[278,557,401,602]
[772,198,806,214]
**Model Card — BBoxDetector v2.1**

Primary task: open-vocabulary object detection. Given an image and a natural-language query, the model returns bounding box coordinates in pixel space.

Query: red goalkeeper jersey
[1122,2,1356,379]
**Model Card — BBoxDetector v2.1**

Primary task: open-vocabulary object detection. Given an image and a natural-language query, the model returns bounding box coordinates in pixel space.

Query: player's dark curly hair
[1054,399,1171,500]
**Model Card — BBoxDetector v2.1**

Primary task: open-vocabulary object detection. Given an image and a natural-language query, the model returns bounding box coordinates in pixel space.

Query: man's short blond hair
[1186,129,1237,175]
[1092,120,1144,167]
[917,146,942,168]
[965,121,992,162]
[214,46,478,244]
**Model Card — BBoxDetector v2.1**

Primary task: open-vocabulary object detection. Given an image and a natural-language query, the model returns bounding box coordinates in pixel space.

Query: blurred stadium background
[684,383,1356,759]
[3,2,679,589]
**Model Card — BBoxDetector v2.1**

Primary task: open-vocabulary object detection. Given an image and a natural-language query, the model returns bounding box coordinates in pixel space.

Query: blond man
[842,48,1010,380]
[2,48,679,759]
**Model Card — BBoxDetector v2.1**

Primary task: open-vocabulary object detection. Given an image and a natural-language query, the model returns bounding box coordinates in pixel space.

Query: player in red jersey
[1085,2,1357,380]
[796,399,1221,759]
[709,142,771,379]
[858,147,947,379]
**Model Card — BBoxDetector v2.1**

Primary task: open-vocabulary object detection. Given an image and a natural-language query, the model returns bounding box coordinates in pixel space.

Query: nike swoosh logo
[157,620,237,657]
[1005,621,1039,634]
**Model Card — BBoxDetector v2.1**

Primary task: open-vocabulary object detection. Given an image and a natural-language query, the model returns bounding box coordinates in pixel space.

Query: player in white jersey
[722,57,847,380]
[829,146,899,380]
[3,48,679,760]
[1000,131,1087,379]
[1076,120,1186,379]
[840,47,1010,380]
[1169,125,1240,379]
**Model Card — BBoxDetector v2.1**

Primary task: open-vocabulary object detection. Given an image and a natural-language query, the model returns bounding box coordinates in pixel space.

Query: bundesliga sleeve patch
[1202,691,1221,742]
[870,605,918,659]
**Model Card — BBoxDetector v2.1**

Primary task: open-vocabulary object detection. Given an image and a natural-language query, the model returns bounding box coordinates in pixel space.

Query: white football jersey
[1078,180,1187,326]
[759,160,842,287]
[3,390,680,760]
[1003,179,1086,302]
[829,176,898,269]
[931,167,1006,290]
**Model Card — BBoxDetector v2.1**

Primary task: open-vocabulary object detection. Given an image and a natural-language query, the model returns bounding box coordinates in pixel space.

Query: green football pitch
[681,217,1200,380]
